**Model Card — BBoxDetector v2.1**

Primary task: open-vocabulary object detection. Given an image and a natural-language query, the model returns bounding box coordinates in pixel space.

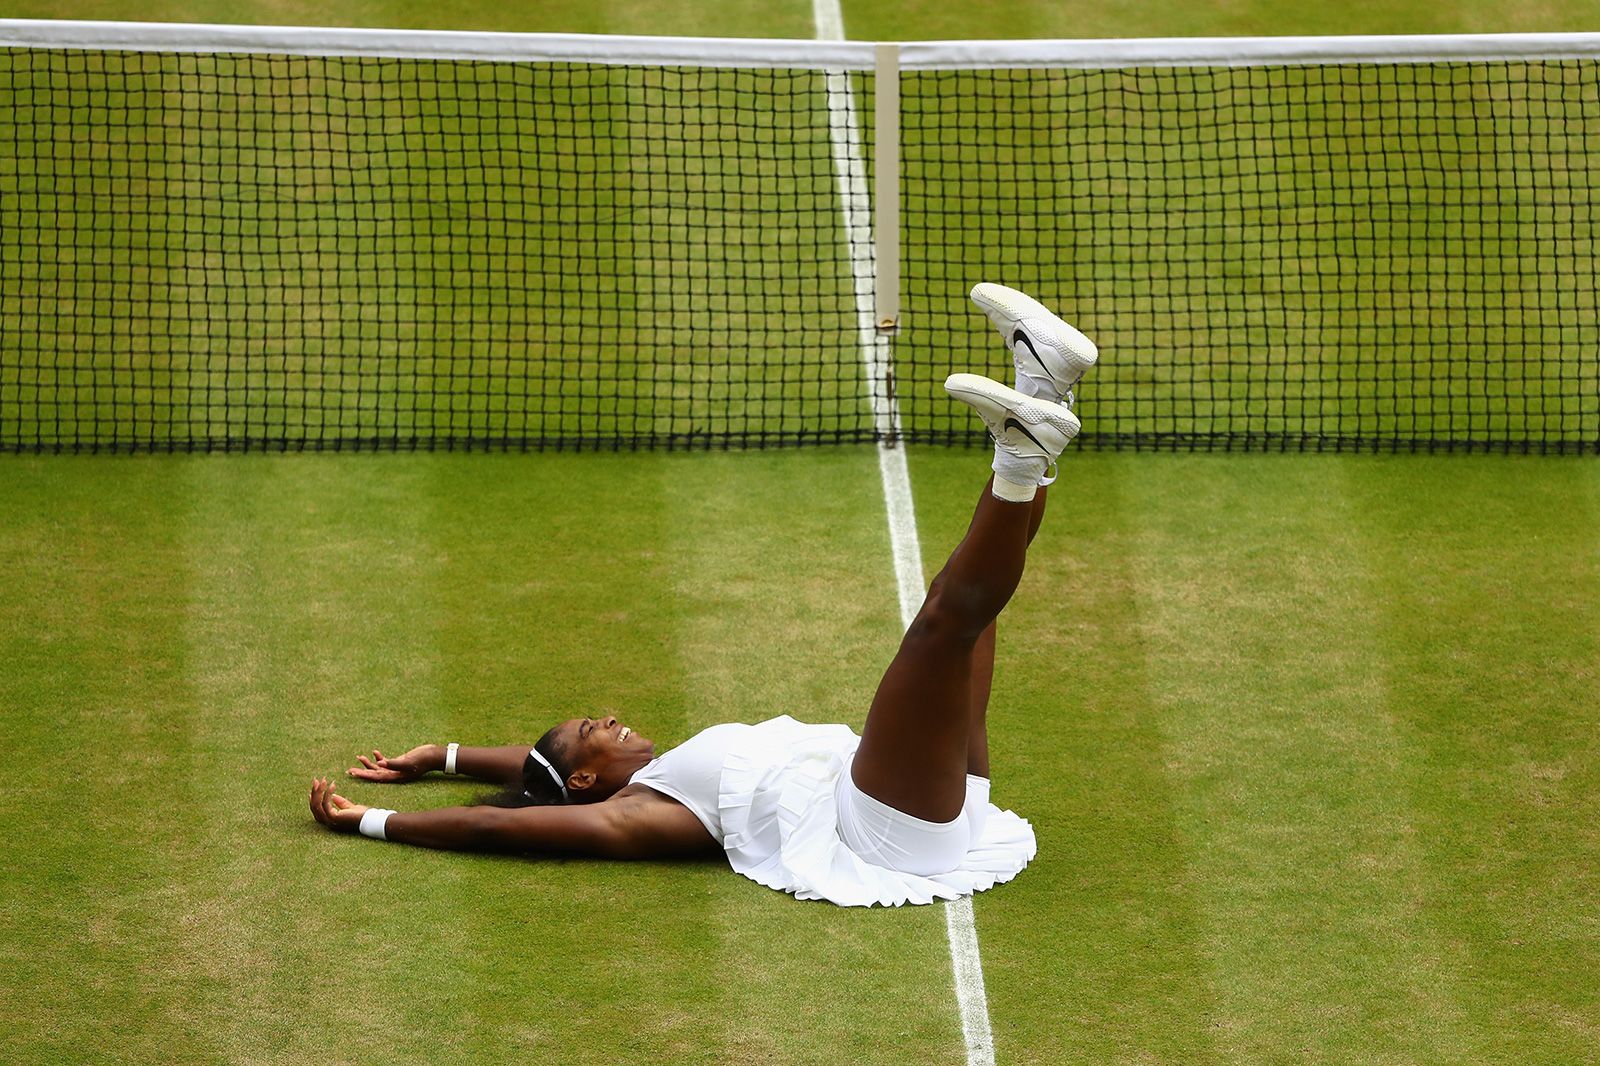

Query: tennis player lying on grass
[309,283,1096,907]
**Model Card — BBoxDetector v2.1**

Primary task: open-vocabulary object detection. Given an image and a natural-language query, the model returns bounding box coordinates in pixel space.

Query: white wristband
[359,808,396,840]
[444,742,459,774]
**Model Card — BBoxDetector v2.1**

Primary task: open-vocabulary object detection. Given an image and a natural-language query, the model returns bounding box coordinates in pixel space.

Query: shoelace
[1038,386,1076,487]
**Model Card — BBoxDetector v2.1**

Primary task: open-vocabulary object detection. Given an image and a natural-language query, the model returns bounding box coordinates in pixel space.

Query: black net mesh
[0,49,873,451]
[2,46,1596,454]
[898,62,1600,453]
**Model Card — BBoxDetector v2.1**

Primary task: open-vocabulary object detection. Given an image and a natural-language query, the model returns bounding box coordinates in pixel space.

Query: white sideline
[814,3,996,1065]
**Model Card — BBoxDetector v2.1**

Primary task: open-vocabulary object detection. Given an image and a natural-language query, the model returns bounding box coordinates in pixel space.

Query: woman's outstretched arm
[308,777,717,859]
[347,744,533,786]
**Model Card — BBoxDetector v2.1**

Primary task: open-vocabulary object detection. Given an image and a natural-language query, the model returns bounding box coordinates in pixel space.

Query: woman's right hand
[347,745,437,783]
[309,777,369,831]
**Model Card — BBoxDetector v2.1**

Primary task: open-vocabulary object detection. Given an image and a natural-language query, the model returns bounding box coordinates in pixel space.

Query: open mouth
[617,725,631,742]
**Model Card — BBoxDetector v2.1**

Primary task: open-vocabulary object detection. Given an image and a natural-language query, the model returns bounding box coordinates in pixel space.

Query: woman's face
[551,715,655,799]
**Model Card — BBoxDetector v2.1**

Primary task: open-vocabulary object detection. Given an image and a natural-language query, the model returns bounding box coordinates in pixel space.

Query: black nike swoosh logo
[1003,417,1048,452]
[1013,329,1051,378]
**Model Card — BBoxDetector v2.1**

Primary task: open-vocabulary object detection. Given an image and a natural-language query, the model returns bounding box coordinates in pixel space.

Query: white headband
[527,747,568,799]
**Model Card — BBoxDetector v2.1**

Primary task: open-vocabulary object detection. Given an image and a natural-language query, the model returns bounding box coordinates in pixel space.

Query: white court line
[814,2,997,1063]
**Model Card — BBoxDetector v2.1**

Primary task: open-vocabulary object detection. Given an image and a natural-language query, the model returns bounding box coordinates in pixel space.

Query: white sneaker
[969,283,1098,403]
[945,373,1080,469]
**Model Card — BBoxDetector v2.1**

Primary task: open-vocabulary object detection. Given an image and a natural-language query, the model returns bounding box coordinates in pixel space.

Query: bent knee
[906,592,988,646]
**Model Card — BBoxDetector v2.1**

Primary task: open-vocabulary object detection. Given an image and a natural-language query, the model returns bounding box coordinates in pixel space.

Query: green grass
[0,0,818,37]
[911,451,1600,1061]
[4,0,1600,1063]
[10,0,1600,38]
[0,450,962,1065]
[3,451,1598,1062]
[848,0,1600,40]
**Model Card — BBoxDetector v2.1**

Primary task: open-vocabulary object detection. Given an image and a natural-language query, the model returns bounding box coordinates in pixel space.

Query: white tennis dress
[627,715,1037,908]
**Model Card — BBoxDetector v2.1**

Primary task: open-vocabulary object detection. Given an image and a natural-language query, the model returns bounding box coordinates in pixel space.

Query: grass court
[2,0,1599,1063]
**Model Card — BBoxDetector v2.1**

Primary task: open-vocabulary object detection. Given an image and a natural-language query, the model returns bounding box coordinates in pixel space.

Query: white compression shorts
[834,760,992,877]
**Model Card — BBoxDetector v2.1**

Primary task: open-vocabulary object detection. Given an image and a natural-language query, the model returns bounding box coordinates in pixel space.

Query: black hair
[473,725,571,809]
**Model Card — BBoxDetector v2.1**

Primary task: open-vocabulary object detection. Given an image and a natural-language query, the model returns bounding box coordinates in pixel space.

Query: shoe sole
[944,372,1081,440]
[970,283,1099,381]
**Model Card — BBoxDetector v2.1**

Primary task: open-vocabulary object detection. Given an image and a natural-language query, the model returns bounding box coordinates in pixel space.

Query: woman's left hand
[309,776,369,832]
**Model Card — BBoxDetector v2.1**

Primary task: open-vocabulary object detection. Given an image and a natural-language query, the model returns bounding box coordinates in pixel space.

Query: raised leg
[966,623,996,780]
[851,477,1042,822]
[856,282,1090,823]
[965,484,1049,780]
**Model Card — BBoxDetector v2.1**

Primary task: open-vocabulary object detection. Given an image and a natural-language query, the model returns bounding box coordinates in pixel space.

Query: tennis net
[2,22,1597,453]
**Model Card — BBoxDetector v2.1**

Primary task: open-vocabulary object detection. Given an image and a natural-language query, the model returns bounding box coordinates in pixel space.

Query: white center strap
[359,808,396,840]
[444,742,459,774]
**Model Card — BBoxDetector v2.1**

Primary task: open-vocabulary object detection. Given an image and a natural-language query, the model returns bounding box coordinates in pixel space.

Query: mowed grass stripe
[0,0,818,37]
[416,454,730,1062]
[1343,459,1600,1059]
[1121,456,1476,1058]
[843,0,1600,50]
[908,451,1223,1064]
[663,450,966,1065]
[0,460,206,1064]
[12,0,1600,39]
[172,456,453,1063]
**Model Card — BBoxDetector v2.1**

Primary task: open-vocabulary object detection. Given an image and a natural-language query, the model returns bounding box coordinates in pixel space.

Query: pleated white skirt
[718,716,1037,908]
